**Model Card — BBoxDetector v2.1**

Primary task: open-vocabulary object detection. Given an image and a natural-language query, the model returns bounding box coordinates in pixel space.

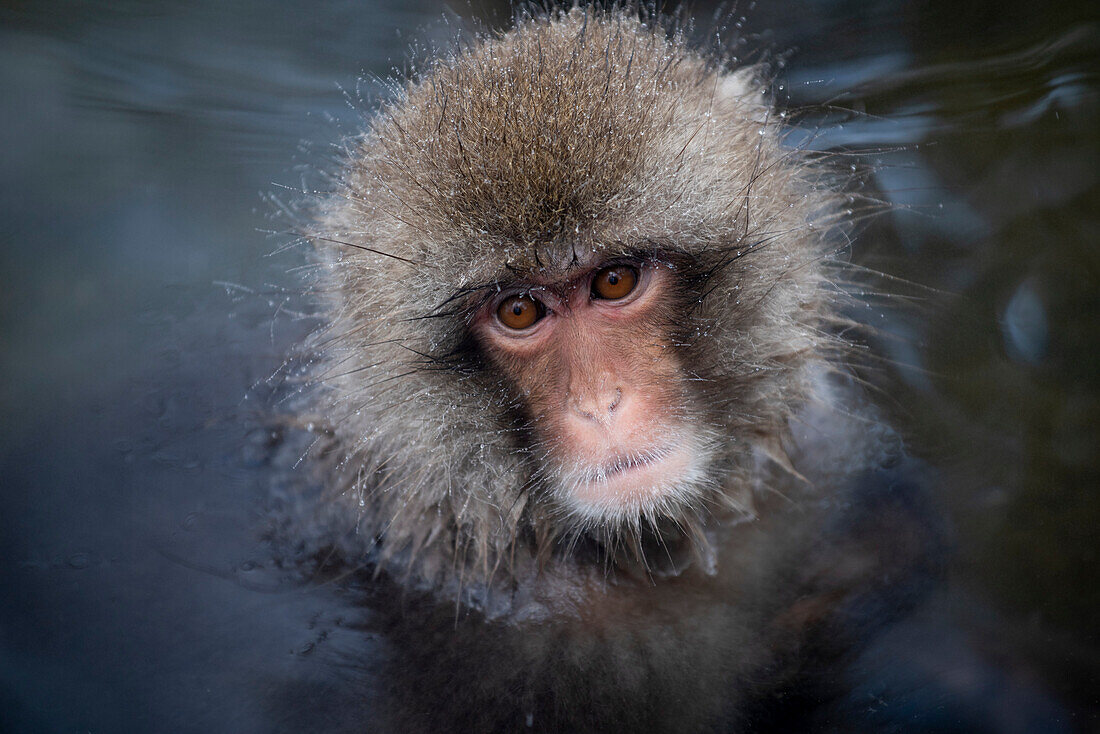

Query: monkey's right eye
[591,264,638,301]
[496,295,542,330]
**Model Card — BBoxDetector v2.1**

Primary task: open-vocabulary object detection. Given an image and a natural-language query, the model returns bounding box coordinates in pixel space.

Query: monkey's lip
[568,445,695,513]
[598,456,650,478]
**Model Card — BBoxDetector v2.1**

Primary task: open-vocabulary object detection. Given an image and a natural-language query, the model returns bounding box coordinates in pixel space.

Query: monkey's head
[303,9,843,584]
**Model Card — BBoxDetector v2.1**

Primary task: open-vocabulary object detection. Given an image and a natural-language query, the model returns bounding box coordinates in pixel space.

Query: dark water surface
[0,1,1096,731]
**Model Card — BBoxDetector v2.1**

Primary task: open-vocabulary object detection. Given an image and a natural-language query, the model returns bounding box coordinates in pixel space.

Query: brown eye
[496,294,541,330]
[591,265,638,300]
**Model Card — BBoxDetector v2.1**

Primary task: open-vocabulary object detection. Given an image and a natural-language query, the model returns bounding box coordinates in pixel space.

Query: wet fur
[279,6,939,732]
[302,8,848,584]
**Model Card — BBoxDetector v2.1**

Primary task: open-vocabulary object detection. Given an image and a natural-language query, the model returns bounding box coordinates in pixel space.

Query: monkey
[280,7,941,733]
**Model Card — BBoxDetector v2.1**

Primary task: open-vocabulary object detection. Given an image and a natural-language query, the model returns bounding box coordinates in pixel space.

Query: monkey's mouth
[564,444,699,519]
[598,454,659,479]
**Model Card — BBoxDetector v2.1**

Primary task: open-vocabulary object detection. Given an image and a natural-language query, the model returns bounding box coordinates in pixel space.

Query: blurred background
[0,1,1096,731]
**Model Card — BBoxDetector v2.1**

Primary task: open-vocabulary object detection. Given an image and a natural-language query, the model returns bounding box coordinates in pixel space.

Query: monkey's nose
[569,386,623,424]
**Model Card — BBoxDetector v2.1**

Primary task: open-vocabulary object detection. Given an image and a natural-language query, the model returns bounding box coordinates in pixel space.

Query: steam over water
[0,1,1096,731]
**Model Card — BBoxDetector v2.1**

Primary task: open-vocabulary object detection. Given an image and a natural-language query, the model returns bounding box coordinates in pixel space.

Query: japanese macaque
[291,7,938,733]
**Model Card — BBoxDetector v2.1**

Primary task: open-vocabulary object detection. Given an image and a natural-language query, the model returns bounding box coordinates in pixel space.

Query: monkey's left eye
[591,265,638,300]
[496,294,542,330]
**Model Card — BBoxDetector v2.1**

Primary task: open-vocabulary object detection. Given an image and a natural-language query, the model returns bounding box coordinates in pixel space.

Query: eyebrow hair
[399,283,498,323]
[426,239,699,322]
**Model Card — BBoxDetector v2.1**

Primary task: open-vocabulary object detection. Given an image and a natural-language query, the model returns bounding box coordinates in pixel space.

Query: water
[0,1,1096,731]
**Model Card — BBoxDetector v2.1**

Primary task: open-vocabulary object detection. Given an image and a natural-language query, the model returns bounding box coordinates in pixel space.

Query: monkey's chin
[558,443,706,525]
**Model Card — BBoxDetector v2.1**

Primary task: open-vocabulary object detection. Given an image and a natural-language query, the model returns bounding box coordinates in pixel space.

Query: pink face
[472,259,710,523]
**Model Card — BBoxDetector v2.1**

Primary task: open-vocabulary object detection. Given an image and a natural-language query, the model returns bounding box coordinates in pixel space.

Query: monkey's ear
[713,67,770,123]
[716,67,758,100]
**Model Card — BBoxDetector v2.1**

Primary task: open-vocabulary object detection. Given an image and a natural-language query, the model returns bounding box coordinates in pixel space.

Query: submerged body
[292,9,939,732]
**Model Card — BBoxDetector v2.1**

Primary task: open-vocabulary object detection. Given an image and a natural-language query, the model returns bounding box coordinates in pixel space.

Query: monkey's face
[308,10,836,574]
[472,256,717,526]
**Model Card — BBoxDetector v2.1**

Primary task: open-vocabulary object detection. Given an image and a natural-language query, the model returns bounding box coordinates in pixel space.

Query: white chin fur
[551,431,715,526]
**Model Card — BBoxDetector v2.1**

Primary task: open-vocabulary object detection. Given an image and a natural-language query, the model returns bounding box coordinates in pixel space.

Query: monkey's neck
[372,508,753,620]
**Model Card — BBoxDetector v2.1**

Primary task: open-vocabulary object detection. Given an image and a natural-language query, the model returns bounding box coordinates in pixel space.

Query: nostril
[569,387,623,424]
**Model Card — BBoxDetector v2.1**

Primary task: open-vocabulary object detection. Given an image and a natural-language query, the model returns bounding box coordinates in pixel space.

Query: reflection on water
[0,0,1096,731]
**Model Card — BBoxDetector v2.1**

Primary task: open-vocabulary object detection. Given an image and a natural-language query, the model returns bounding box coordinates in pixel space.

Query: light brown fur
[299,8,850,594]
[271,9,947,733]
